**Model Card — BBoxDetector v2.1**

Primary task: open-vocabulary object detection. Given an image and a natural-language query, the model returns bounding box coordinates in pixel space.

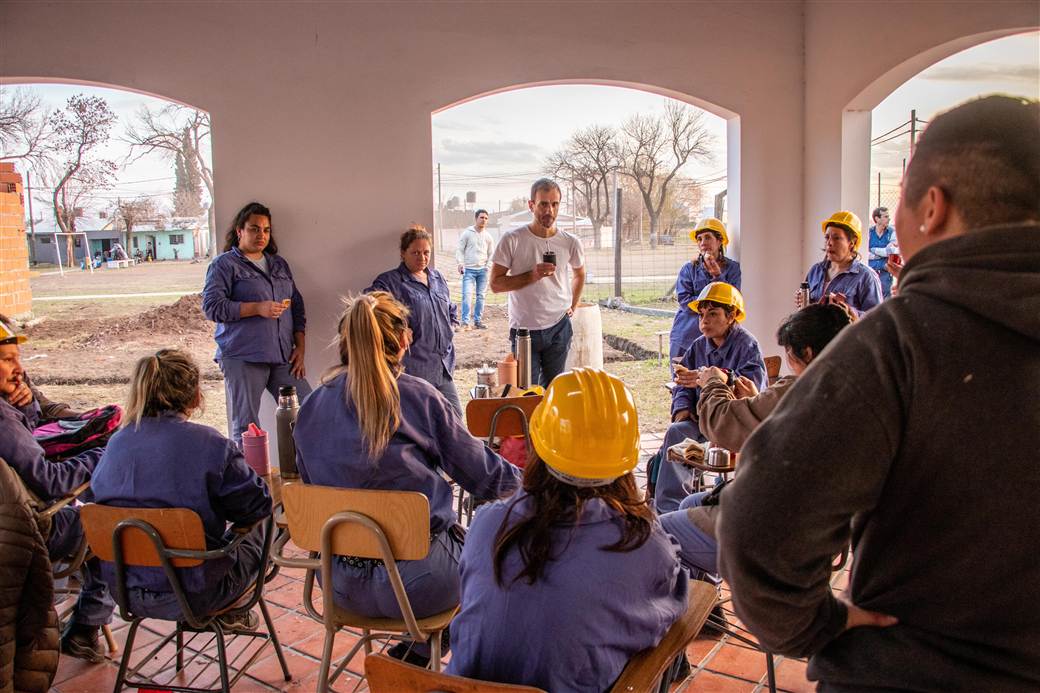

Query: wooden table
[666,444,736,474]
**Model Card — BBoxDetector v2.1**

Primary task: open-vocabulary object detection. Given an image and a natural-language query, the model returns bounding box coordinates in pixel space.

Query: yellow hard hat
[529,368,640,486]
[690,217,729,248]
[688,282,746,322]
[821,211,863,251]
[0,320,27,345]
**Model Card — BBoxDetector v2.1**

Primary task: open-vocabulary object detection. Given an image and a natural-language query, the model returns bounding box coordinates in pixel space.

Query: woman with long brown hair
[447,368,688,692]
[292,291,520,665]
[202,201,312,446]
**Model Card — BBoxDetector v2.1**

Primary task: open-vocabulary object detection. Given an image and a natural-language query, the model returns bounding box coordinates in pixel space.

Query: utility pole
[910,109,918,153]
[26,170,37,265]
[569,184,576,235]
[877,171,881,209]
[436,163,443,252]
[613,184,622,299]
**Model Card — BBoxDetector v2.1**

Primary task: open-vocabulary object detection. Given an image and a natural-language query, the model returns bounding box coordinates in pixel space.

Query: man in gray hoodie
[719,95,1040,691]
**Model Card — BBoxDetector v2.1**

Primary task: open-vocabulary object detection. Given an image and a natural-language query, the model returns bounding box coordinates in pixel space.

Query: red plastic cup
[241,426,271,476]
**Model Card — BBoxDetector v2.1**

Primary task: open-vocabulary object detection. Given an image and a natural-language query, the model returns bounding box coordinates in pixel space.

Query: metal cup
[706,447,730,468]
[542,250,557,266]
[472,384,491,399]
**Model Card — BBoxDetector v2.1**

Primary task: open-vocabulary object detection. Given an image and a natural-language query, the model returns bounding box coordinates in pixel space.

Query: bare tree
[111,197,158,258]
[125,105,215,254]
[619,102,715,248]
[0,87,54,170]
[35,165,111,267]
[545,125,621,249]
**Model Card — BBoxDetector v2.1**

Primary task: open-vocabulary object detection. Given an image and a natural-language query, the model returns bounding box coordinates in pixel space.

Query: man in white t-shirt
[490,178,586,388]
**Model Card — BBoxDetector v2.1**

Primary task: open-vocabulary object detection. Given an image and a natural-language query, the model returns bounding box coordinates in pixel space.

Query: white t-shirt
[492,224,585,330]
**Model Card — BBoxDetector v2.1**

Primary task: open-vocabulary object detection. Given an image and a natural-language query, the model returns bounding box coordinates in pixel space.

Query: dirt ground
[21,260,678,435]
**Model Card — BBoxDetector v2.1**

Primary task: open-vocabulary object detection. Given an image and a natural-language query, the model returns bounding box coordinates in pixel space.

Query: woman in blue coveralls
[654,282,767,513]
[91,349,272,630]
[367,224,461,415]
[796,210,883,315]
[448,368,688,693]
[668,218,741,366]
[0,318,114,662]
[202,202,312,446]
[293,291,521,665]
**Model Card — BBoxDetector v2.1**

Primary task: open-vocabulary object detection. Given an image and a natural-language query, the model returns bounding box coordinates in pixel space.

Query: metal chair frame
[95,511,290,693]
[457,402,532,523]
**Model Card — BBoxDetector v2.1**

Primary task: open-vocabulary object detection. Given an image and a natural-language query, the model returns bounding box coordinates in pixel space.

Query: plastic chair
[362,580,717,693]
[272,483,458,692]
[80,506,290,692]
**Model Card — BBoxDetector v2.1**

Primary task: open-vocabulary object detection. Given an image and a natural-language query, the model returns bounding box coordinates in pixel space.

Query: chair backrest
[465,395,542,438]
[365,653,547,693]
[282,484,430,560]
[81,504,206,568]
[609,580,718,693]
[764,355,782,383]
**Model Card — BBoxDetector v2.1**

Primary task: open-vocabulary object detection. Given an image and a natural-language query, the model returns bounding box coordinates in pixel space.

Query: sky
[4,29,1036,224]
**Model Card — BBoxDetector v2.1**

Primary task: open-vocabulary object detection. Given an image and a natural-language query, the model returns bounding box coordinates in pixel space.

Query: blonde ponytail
[329,292,409,459]
[124,348,202,429]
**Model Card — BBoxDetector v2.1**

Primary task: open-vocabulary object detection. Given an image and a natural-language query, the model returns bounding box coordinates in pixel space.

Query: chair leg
[765,652,777,693]
[362,627,372,655]
[102,624,118,654]
[430,629,442,673]
[175,625,184,671]
[212,623,231,693]
[259,598,291,681]
[112,619,142,693]
[317,628,336,693]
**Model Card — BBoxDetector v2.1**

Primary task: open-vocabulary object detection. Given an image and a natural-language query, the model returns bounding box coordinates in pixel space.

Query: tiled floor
[52,431,829,692]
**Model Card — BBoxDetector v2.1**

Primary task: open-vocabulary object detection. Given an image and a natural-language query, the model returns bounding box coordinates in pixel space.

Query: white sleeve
[484,234,495,267]
[569,234,585,268]
[491,232,513,268]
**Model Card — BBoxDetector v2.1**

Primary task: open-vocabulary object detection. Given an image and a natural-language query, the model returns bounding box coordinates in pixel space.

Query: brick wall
[0,163,32,318]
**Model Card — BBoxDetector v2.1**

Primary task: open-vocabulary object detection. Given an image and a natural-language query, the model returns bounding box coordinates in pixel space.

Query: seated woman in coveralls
[654,282,767,513]
[202,201,312,446]
[91,349,271,630]
[292,291,521,665]
[448,368,688,693]
[796,210,883,316]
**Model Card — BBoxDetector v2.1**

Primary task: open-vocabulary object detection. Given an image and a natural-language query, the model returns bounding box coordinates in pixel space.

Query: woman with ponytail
[91,349,272,628]
[293,291,521,665]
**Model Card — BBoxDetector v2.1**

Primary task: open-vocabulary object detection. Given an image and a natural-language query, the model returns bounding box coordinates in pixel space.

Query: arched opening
[0,79,227,432]
[430,81,736,432]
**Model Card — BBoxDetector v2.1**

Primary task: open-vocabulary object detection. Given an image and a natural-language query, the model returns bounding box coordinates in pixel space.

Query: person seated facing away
[659,304,854,580]
[293,291,521,665]
[90,349,271,630]
[0,319,114,662]
[654,282,766,512]
[448,368,688,692]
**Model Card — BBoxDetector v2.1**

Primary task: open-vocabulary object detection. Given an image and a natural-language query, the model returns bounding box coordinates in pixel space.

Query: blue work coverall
[805,259,884,315]
[668,257,742,363]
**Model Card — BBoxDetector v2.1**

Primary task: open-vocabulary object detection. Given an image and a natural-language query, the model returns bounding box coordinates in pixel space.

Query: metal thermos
[798,281,811,307]
[275,385,300,479]
[515,328,532,389]
[707,446,731,469]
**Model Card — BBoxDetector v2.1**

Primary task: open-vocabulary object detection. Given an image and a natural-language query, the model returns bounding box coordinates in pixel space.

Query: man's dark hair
[903,96,1039,230]
[530,178,561,201]
[872,206,888,222]
[474,209,488,219]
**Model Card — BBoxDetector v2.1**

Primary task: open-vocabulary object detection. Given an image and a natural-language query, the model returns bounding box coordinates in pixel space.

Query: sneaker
[61,623,104,663]
[217,609,259,633]
[386,641,431,668]
[456,323,470,332]
[474,321,487,330]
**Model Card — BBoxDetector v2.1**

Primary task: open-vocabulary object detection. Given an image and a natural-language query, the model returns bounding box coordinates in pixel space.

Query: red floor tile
[51,660,119,692]
[676,670,758,692]
[775,657,814,693]
[269,610,324,648]
[703,642,768,683]
[241,650,315,689]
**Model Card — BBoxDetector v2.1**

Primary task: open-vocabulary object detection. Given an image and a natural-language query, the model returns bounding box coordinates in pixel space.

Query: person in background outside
[490,178,586,388]
[867,206,898,298]
[293,292,521,666]
[653,282,766,513]
[202,201,312,446]
[367,225,462,416]
[668,218,741,368]
[456,208,494,330]
[795,211,883,315]
[448,368,688,692]
[719,95,1040,692]
[0,319,114,662]
[91,349,271,631]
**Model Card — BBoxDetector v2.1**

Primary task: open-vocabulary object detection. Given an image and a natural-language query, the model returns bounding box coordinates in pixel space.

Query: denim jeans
[659,492,718,579]
[509,315,573,388]
[460,268,488,325]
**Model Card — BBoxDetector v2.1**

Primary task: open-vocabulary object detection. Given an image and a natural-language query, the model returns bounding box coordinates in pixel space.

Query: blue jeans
[50,507,115,627]
[460,268,488,325]
[659,492,717,579]
[509,315,573,389]
[653,418,705,513]
[219,358,313,446]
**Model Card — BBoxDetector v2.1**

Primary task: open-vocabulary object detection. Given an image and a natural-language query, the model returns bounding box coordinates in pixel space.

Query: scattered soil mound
[76,293,211,346]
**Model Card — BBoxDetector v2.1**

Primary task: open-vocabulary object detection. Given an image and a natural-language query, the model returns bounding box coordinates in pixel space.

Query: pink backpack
[32,405,123,460]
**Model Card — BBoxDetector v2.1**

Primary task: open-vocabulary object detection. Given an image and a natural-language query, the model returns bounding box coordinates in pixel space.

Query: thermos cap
[278,386,297,397]
[517,328,530,337]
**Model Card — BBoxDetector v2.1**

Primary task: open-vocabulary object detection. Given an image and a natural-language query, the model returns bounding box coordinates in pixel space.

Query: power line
[871,119,912,143]
[870,129,912,147]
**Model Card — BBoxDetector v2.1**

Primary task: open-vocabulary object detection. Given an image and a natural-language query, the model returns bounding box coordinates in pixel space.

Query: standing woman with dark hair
[795,210,883,315]
[448,368,688,692]
[91,349,271,628]
[668,218,742,365]
[293,292,520,665]
[367,225,462,415]
[202,202,312,445]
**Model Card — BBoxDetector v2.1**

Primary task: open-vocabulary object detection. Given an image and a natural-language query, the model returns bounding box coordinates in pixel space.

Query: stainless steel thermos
[275,385,300,479]
[798,281,811,307]
[515,328,532,389]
